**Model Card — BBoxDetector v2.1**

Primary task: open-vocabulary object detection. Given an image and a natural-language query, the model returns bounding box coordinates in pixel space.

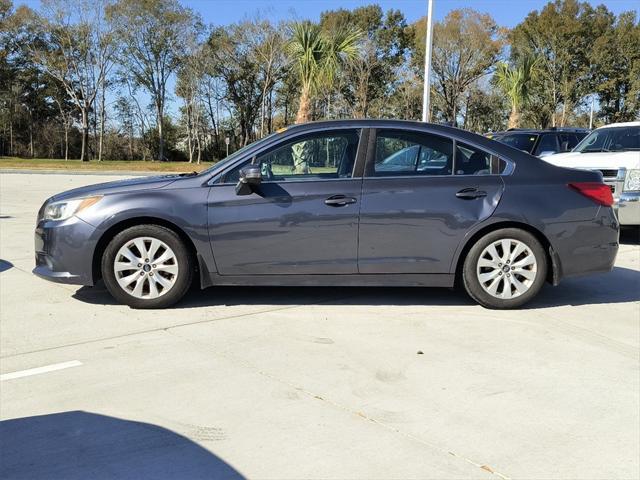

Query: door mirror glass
[235,164,262,195]
[560,140,570,152]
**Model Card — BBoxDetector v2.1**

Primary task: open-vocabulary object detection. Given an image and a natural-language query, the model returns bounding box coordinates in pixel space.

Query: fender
[81,186,218,282]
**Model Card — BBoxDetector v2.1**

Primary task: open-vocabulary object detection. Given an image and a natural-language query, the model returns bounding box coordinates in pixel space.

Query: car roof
[494,128,589,135]
[596,121,640,129]
[282,119,499,144]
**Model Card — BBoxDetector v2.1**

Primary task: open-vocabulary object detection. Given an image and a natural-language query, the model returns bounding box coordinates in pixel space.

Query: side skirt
[201,272,455,288]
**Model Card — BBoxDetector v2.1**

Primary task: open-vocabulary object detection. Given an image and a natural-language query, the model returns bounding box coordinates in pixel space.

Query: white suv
[545,122,640,226]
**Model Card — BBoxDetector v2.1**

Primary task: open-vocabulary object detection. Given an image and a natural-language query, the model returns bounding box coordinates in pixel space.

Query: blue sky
[181,0,639,27]
[18,0,640,27]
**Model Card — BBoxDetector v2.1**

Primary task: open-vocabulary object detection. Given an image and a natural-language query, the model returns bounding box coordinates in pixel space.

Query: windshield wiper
[178,171,199,177]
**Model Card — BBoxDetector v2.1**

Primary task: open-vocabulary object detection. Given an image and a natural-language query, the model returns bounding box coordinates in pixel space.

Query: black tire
[462,228,547,309]
[102,224,193,309]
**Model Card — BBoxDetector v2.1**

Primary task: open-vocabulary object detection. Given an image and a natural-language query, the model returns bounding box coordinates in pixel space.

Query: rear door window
[373,130,453,176]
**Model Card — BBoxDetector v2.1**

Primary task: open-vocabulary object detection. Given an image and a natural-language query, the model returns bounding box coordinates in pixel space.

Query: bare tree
[107,0,199,161]
[177,45,207,163]
[247,20,287,136]
[31,0,116,161]
[414,9,504,125]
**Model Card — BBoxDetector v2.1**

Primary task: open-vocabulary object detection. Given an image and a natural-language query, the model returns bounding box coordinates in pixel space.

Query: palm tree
[494,56,538,129]
[288,21,361,124]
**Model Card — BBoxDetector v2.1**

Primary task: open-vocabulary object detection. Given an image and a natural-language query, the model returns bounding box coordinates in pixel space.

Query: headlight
[624,169,640,192]
[42,196,103,221]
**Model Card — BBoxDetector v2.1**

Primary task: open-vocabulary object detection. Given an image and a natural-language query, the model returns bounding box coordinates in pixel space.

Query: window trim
[211,127,366,186]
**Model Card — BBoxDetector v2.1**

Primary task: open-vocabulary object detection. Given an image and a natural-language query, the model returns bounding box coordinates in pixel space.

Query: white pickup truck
[544,122,640,226]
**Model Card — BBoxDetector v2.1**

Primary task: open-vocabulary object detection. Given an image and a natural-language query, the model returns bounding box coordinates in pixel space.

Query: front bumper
[615,191,640,226]
[33,216,98,286]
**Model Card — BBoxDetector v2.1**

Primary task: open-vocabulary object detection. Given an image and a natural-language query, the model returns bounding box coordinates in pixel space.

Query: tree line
[0,0,638,162]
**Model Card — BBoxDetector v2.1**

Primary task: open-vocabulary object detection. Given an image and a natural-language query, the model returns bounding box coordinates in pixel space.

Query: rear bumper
[33,216,98,286]
[549,206,619,282]
[615,191,640,226]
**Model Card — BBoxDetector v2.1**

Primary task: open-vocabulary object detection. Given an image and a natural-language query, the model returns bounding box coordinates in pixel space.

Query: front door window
[222,130,360,184]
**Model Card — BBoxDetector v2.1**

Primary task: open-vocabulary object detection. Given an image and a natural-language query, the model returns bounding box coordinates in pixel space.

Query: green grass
[0,157,215,173]
[1,157,341,176]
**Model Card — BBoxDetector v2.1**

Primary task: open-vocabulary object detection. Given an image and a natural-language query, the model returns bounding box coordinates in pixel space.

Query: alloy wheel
[476,238,538,299]
[113,236,179,299]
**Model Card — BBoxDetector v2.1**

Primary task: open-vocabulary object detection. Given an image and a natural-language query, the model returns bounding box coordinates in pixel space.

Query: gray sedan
[34,120,619,309]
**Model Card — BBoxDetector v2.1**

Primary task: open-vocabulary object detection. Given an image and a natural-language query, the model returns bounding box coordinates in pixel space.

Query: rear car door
[358,129,506,274]
[207,128,365,275]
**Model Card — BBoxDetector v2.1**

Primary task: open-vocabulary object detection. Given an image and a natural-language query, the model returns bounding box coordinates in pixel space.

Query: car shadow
[0,411,244,480]
[73,265,639,310]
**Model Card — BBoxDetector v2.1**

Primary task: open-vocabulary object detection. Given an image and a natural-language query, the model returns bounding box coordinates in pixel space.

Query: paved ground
[1,172,639,480]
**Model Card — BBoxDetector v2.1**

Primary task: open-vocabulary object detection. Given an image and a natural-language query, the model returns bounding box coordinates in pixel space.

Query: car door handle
[456,188,487,199]
[324,195,357,207]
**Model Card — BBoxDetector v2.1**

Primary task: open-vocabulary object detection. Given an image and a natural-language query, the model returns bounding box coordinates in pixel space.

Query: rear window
[495,133,537,154]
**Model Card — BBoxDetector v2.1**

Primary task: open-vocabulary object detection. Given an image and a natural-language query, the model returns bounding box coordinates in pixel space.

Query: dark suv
[487,128,589,157]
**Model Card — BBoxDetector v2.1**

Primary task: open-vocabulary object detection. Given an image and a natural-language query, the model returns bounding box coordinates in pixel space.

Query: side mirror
[560,141,570,152]
[235,164,262,195]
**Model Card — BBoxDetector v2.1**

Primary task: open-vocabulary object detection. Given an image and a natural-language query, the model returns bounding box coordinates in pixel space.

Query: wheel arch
[92,216,201,285]
[453,221,560,286]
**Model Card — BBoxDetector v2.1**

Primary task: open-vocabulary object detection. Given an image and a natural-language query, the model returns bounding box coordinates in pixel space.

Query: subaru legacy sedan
[34,120,619,309]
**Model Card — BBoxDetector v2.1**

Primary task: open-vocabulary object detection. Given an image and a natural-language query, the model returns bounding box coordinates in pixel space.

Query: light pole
[421,0,434,123]
[589,95,595,130]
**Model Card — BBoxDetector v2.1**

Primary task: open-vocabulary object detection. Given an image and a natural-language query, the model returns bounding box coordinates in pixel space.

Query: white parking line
[0,360,83,381]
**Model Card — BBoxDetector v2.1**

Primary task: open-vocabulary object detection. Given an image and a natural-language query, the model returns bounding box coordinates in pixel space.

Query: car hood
[48,174,187,203]
[543,151,640,170]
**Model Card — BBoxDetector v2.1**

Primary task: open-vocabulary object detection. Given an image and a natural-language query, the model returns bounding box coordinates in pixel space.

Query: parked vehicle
[543,122,640,226]
[488,128,589,157]
[34,120,619,309]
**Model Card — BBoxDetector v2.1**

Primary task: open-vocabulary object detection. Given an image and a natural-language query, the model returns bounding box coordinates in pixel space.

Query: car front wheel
[462,228,547,309]
[102,225,193,309]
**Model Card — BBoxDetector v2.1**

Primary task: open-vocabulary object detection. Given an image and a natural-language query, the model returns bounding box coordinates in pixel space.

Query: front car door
[207,128,366,275]
[358,128,507,274]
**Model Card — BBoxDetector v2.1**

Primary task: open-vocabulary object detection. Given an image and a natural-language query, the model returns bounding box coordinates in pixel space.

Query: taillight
[568,182,614,207]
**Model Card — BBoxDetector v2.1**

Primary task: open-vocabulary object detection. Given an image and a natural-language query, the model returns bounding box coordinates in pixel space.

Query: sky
[181,0,639,27]
[17,0,640,27]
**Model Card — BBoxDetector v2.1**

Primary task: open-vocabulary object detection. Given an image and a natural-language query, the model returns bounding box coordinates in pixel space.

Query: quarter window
[373,130,453,176]
[222,130,360,183]
[454,142,507,175]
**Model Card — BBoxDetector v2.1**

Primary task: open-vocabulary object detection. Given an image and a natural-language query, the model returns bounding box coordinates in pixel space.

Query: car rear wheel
[462,228,547,309]
[102,225,193,309]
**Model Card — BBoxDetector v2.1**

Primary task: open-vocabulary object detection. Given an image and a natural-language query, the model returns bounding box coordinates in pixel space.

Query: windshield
[574,126,640,153]
[494,133,538,153]
[199,132,280,175]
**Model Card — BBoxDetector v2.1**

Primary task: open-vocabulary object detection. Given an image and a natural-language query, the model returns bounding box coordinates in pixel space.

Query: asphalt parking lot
[1,172,639,480]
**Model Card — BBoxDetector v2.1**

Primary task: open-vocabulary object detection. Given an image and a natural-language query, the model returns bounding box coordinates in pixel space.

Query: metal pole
[589,95,595,130]
[422,0,434,122]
